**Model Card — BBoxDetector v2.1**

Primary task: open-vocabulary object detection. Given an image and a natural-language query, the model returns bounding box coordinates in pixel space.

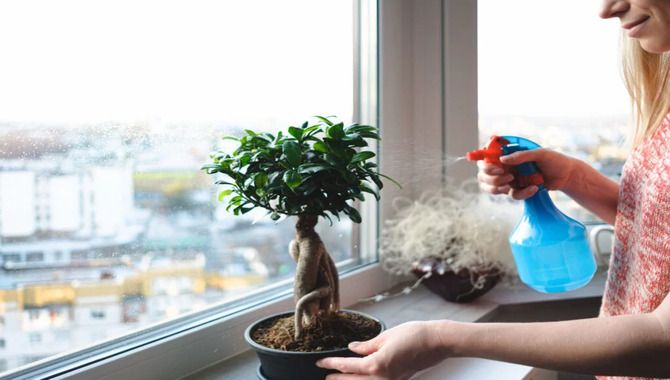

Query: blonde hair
[622,34,670,146]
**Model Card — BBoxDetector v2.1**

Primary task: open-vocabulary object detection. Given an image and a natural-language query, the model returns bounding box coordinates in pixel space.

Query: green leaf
[368,172,383,189]
[217,189,234,202]
[283,169,302,189]
[344,205,362,223]
[360,182,380,200]
[351,151,375,163]
[230,195,242,203]
[303,125,321,136]
[239,154,251,168]
[323,154,340,167]
[359,131,381,139]
[254,172,268,188]
[298,164,330,174]
[342,134,366,147]
[268,172,282,185]
[239,206,254,214]
[378,172,403,188]
[315,115,334,126]
[282,141,302,167]
[288,126,303,140]
[344,148,356,162]
[346,124,377,133]
[313,141,328,153]
[326,122,345,139]
[300,181,319,195]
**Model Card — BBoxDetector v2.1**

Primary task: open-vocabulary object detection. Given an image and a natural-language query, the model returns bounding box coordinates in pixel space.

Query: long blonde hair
[622,34,670,146]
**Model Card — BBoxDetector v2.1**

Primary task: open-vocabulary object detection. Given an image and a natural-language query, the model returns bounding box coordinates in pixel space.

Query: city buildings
[0,127,274,372]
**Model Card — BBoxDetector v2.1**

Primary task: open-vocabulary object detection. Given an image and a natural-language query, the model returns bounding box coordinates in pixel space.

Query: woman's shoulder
[632,115,670,157]
[656,114,670,138]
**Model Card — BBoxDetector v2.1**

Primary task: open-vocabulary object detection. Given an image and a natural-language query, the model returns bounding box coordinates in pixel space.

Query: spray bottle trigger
[501,144,544,190]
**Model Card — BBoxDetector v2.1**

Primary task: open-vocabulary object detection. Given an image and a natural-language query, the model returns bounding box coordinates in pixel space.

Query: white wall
[0,171,36,237]
[49,175,81,232]
[91,167,133,237]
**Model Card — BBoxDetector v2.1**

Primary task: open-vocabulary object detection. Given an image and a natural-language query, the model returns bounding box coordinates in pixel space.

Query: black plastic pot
[244,310,384,380]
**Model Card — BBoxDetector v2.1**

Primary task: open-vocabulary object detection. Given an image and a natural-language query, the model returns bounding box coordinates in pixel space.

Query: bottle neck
[524,186,561,216]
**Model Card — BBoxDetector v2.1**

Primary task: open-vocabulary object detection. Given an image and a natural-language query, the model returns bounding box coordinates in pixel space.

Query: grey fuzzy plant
[202,116,396,339]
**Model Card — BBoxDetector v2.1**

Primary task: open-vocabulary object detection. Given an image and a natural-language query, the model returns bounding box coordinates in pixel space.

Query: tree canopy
[202,116,396,224]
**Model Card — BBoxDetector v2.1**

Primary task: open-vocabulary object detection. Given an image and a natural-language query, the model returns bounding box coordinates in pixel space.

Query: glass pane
[0,0,368,373]
[478,0,630,223]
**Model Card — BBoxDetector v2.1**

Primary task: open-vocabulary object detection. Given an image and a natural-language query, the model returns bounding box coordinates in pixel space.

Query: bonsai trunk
[289,214,340,339]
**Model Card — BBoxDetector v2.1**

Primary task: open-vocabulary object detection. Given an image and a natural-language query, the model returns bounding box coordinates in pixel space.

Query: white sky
[0,0,629,125]
[0,0,354,125]
[479,0,630,118]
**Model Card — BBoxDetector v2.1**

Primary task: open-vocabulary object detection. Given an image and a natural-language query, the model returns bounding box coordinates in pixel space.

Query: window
[0,0,379,376]
[27,310,40,321]
[90,311,105,320]
[28,333,41,345]
[25,253,44,263]
[1,254,21,267]
[478,0,630,223]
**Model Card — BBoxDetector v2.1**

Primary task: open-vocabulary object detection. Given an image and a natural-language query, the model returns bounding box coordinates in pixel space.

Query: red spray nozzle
[466,135,510,164]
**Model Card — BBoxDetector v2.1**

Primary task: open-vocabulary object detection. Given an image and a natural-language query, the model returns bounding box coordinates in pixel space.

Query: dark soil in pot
[245,310,383,380]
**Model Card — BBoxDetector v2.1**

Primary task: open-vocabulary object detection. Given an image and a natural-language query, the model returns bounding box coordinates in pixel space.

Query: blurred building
[0,164,143,270]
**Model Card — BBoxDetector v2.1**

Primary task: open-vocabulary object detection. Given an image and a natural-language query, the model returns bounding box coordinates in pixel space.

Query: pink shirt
[598,116,670,380]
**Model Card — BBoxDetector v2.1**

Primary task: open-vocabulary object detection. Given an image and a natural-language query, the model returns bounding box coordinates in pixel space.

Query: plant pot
[245,310,384,380]
[411,264,501,303]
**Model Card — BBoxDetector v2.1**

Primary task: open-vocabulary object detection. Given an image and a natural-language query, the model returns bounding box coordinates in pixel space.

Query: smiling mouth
[622,16,650,30]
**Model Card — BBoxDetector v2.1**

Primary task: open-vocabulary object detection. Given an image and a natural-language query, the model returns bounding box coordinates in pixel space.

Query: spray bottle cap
[467,135,544,189]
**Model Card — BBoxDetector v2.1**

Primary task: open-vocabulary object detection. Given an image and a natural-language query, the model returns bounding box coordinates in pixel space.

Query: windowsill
[185,269,608,380]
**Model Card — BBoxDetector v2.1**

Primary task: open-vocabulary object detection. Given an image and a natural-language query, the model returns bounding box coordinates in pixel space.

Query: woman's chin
[638,39,670,54]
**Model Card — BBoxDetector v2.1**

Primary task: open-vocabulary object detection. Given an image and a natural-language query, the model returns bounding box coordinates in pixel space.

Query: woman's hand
[316,321,450,380]
[477,148,578,200]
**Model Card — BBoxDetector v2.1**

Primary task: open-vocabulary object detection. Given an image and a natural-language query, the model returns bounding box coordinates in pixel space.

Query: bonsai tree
[202,116,393,339]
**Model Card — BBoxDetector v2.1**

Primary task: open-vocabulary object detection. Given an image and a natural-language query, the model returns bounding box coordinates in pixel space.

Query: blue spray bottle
[467,135,597,293]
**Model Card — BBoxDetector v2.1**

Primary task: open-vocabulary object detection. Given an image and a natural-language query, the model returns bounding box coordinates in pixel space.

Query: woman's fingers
[479,183,511,195]
[476,160,505,175]
[476,161,514,190]
[500,147,554,166]
[317,356,375,375]
[509,185,538,200]
[325,373,381,380]
[348,338,382,356]
[477,170,514,187]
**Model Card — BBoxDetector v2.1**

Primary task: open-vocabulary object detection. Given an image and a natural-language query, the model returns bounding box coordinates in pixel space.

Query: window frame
[0,1,479,379]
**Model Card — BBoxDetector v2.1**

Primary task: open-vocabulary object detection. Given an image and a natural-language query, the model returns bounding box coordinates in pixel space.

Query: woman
[317,1,670,379]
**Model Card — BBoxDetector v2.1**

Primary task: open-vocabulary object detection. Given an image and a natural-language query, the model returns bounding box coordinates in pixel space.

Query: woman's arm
[318,293,670,380]
[448,307,670,377]
[560,158,619,225]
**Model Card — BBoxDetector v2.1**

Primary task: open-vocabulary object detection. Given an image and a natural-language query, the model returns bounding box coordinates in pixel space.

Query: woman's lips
[623,16,650,37]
